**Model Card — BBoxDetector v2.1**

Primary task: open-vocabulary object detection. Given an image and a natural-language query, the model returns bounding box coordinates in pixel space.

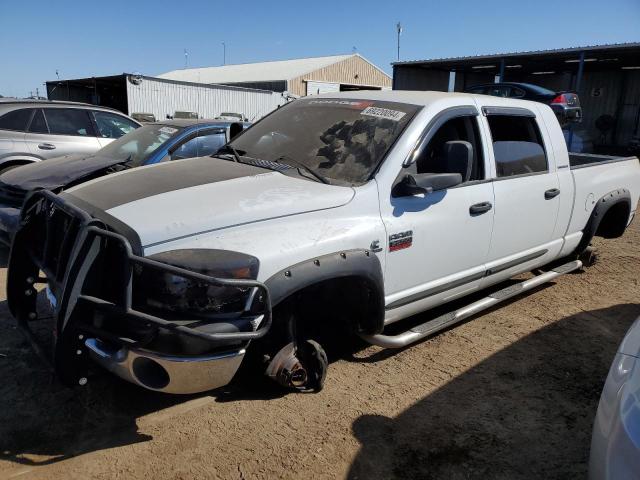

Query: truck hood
[63,156,355,248]
[0,153,126,192]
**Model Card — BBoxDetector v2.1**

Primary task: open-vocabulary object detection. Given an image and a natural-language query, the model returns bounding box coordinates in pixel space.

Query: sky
[1,0,639,98]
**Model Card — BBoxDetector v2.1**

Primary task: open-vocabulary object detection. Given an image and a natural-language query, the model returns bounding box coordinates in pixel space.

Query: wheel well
[594,201,630,239]
[0,159,35,174]
[275,276,384,339]
[573,188,631,255]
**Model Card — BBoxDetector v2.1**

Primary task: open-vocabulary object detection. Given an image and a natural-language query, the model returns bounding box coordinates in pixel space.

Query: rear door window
[509,87,526,98]
[44,108,94,136]
[28,109,48,133]
[487,114,547,177]
[485,86,510,98]
[467,87,486,95]
[0,108,33,131]
[93,111,138,139]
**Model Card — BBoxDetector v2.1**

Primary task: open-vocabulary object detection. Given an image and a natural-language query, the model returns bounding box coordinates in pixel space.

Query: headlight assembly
[133,249,260,316]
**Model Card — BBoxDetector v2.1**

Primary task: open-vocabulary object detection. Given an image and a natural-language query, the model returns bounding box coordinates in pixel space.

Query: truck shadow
[390,189,447,217]
[0,246,9,268]
[347,303,640,480]
[0,294,283,467]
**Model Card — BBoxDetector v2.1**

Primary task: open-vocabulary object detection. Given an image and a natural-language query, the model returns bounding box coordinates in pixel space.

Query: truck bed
[569,152,639,169]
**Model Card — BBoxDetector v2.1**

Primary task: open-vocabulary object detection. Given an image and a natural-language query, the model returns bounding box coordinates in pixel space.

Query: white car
[590,316,640,479]
[7,91,640,394]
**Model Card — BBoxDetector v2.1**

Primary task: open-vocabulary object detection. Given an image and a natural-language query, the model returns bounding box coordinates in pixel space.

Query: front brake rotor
[265,339,328,392]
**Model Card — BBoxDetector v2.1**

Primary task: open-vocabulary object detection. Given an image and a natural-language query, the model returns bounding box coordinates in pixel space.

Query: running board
[360,259,582,349]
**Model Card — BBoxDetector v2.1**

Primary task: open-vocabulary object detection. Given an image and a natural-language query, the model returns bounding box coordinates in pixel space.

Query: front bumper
[85,338,245,394]
[8,190,272,394]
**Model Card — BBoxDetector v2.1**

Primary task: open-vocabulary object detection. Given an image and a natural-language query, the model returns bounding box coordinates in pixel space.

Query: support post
[499,58,505,82]
[567,51,585,152]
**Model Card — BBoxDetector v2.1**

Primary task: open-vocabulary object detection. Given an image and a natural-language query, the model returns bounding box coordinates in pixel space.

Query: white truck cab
[8,91,640,393]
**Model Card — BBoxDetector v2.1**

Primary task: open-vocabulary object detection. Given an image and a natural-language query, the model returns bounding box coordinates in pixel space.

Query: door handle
[545,188,560,200]
[469,201,493,215]
[38,143,56,150]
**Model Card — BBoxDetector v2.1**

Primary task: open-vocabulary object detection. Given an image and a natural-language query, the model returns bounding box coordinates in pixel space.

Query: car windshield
[97,124,182,166]
[228,98,420,185]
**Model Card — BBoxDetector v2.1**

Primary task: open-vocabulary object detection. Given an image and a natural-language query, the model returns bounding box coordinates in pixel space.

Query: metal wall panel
[393,66,449,91]
[616,70,640,145]
[221,81,288,93]
[306,81,340,96]
[289,55,391,96]
[573,70,623,145]
[126,76,286,122]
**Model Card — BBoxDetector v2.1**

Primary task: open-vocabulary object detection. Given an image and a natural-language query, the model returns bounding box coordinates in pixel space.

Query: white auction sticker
[361,106,406,121]
[159,126,178,135]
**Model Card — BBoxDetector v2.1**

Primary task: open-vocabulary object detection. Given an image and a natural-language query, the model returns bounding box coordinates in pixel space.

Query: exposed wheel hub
[265,339,328,392]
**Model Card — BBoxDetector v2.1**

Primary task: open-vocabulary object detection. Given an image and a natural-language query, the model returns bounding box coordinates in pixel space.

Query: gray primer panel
[63,157,267,211]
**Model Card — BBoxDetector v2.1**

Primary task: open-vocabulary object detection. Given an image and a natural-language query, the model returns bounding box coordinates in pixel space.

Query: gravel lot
[0,220,638,480]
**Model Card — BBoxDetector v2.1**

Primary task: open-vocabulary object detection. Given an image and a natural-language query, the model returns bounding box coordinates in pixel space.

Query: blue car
[0,119,249,245]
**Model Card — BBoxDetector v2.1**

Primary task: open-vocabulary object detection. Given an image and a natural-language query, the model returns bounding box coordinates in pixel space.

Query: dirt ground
[0,220,638,480]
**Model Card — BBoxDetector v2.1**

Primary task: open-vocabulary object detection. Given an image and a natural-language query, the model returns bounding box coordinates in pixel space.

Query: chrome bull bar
[8,189,272,392]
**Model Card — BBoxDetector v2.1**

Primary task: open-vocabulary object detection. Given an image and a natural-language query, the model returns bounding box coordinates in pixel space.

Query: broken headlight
[132,249,260,316]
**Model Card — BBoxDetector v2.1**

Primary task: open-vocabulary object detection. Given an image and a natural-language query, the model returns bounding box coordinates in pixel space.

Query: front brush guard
[7,190,272,386]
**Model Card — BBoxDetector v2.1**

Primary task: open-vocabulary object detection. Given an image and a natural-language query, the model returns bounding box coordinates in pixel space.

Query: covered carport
[46,75,129,113]
[393,43,640,154]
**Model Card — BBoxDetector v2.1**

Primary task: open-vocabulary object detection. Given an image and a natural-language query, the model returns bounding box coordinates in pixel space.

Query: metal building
[159,54,392,97]
[392,43,640,153]
[46,74,288,121]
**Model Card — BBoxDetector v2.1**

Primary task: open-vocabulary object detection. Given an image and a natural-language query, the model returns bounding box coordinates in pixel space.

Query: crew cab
[8,91,639,394]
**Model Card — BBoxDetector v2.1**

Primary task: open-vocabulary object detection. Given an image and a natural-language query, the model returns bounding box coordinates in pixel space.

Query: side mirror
[229,122,243,141]
[393,172,462,197]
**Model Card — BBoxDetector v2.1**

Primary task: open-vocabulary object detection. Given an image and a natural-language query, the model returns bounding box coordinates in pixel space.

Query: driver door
[379,109,495,309]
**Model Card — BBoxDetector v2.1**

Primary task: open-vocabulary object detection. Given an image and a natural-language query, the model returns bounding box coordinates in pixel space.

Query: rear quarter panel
[567,158,640,236]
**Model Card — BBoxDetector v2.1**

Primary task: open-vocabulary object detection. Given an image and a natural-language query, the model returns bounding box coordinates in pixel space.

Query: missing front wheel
[265,339,328,392]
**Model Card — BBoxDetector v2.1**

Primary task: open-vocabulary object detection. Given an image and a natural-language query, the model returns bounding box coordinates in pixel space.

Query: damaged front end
[7,190,272,394]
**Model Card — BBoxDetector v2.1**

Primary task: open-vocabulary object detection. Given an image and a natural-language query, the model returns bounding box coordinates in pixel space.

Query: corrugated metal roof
[392,42,640,66]
[158,54,359,84]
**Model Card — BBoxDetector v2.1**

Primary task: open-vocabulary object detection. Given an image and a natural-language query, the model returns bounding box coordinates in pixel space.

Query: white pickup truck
[8,91,640,394]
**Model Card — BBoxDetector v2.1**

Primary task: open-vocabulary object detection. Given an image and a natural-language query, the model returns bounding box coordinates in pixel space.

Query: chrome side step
[360,259,582,349]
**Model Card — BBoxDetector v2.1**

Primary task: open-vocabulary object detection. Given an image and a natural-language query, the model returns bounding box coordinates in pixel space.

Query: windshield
[97,124,182,166]
[228,98,420,185]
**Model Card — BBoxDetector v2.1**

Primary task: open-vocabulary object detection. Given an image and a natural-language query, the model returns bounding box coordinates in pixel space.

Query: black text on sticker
[389,231,413,252]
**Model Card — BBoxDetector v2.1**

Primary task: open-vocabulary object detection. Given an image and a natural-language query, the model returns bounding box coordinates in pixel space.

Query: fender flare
[574,188,631,254]
[264,249,385,335]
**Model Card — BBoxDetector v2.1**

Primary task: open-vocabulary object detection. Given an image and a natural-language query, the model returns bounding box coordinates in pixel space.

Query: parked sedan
[0,99,141,173]
[465,82,581,126]
[0,119,248,245]
[589,316,640,479]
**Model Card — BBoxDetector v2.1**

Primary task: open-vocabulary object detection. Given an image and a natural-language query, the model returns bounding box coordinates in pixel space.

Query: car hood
[63,156,355,249]
[0,153,127,192]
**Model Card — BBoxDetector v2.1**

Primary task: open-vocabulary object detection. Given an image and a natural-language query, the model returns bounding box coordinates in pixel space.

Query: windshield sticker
[159,127,178,135]
[307,100,373,109]
[361,106,406,121]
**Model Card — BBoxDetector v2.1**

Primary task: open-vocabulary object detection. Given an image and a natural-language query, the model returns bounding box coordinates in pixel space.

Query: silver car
[590,316,640,479]
[0,99,140,174]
